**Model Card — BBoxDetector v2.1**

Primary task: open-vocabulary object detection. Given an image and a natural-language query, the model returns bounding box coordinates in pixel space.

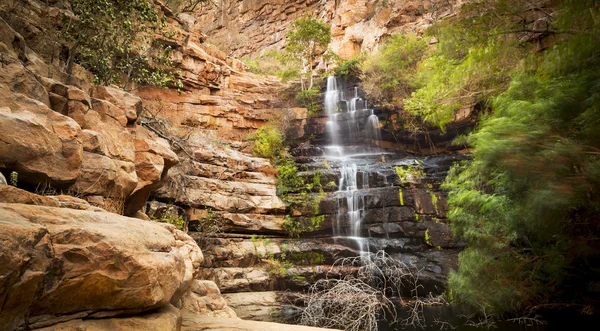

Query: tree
[62,0,181,89]
[165,0,211,14]
[284,16,331,90]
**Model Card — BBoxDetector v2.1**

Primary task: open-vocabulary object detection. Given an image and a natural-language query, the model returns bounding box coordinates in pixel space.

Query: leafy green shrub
[333,58,361,79]
[249,126,284,159]
[295,87,322,116]
[277,162,302,195]
[359,33,427,108]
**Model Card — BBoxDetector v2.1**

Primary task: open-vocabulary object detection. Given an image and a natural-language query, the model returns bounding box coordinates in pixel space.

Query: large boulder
[0,92,82,186]
[71,152,138,198]
[32,304,181,331]
[0,203,202,330]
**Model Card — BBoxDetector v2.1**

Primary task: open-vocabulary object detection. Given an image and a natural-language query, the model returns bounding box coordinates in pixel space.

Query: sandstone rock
[0,60,50,107]
[218,213,285,234]
[124,126,179,216]
[48,195,105,212]
[204,268,273,293]
[221,291,284,322]
[181,311,340,331]
[92,86,142,124]
[65,100,89,127]
[81,129,109,155]
[0,96,83,186]
[90,98,128,127]
[32,304,181,331]
[84,195,105,208]
[83,110,136,163]
[180,280,238,318]
[132,210,151,221]
[0,203,202,330]
[0,186,60,207]
[156,175,284,214]
[48,92,68,114]
[71,152,138,197]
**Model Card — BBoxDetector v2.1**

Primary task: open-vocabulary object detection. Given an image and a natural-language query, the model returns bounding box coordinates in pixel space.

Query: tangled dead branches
[300,251,444,331]
[300,277,394,331]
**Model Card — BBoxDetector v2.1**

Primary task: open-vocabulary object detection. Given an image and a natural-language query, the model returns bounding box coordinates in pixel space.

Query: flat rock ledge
[181,310,340,331]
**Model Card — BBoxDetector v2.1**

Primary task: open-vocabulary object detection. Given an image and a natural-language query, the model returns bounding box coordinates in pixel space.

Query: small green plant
[268,258,292,277]
[398,189,404,206]
[430,192,439,214]
[295,87,322,116]
[152,206,186,230]
[9,171,18,187]
[395,164,425,183]
[325,181,338,190]
[333,57,361,79]
[287,251,325,265]
[249,126,284,159]
[424,229,432,246]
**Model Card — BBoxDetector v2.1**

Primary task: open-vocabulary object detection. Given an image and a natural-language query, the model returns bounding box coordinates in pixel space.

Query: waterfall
[323,76,382,256]
[366,112,381,143]
[324,76,341,149]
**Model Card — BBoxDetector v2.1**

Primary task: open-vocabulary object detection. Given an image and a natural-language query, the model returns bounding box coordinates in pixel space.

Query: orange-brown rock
[32,304,181,331]
[181,310,340,331]
[0,203,202,330]
[180,280,238,318]
[91,86,143,125]
[197,0,460,60]
[0,94,83,186]
[0,186,60,207]
[125,126,179,216]
[71,152,138,197]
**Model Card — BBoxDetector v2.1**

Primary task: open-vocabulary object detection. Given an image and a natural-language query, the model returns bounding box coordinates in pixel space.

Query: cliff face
[198,0,461,60]
[0,0,307,330]
[0,0,302,217]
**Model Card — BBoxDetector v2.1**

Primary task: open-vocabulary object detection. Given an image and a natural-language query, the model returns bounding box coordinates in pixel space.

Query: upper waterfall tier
[323,76,382,157]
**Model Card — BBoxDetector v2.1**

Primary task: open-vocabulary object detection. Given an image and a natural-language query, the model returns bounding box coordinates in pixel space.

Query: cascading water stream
[323,76,382,256]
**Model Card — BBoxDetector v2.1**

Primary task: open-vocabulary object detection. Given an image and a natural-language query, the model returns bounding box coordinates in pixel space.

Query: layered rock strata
[0,201,202,330]
[198,0,461,60]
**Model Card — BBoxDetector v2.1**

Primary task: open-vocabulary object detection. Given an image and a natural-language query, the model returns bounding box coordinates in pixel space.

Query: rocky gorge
[0,0,475,330]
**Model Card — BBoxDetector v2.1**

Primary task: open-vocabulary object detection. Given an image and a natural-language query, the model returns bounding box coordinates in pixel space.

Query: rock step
[182,309,340,330]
